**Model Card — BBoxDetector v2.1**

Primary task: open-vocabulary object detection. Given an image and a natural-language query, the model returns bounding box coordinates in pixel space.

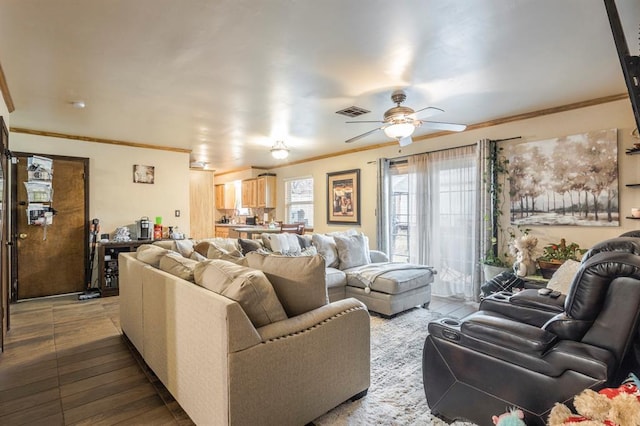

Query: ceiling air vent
[335,106,370,117]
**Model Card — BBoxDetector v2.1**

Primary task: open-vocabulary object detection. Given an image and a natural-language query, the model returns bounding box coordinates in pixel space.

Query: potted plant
[480,144,513,280]
[537,238,586,278]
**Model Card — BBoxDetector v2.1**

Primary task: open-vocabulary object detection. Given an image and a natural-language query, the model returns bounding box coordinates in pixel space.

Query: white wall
[272,99,640,251]
[9,133,191,238]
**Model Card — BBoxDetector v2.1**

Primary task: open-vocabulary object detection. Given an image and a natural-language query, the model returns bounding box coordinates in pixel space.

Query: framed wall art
[133,165,155,184]
[503,128,619,226]
[327,169,360,225]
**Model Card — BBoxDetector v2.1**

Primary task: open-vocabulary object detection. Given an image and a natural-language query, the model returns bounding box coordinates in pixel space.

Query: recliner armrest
[461,313,557,355]
[479,289,565,327]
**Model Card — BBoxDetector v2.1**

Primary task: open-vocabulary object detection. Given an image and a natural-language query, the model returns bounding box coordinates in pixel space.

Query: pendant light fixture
[270,141,289,159]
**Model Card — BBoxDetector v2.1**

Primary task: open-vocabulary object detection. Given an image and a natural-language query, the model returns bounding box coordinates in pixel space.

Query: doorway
[11,153,89,300]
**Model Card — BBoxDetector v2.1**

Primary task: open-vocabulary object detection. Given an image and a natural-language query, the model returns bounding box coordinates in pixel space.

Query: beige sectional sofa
[232,231,436,316]
[119,248,370,426]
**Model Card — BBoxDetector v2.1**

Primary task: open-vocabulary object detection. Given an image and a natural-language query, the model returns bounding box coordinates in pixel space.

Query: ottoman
[344,263,435,316]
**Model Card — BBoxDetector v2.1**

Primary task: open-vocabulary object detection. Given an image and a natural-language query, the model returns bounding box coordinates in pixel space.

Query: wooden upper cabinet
[215,183,236,210]
[257,175,276,208]
[241,179,257,208]
[215,184,225,209]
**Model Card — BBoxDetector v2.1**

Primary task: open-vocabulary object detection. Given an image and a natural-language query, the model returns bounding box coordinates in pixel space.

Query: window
[384,145,479,299]
[388,161,409,262]
[285,177,314,227]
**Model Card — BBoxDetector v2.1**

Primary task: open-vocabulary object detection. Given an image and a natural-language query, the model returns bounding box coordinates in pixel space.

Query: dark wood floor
[0,294,477,425]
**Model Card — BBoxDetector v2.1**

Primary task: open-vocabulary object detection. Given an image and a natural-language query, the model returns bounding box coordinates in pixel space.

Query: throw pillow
[546,259,581,294]
[159,252,198,282]
[334,233,370,270]
[264,233,301,255]
[238,238,263,255]
[190,251,207,262]
[194,259,288,328]
[311,233,339,268]
[136,244,170,268]
[297,234,312,249]
[246,252,328,316]
[205,242,246,265]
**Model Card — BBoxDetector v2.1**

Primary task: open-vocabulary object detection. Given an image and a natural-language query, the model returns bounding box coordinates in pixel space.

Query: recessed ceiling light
[70,100,86,109]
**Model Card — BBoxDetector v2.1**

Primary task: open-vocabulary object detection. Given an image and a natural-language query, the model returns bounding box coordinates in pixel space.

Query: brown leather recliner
[423,239,640,426]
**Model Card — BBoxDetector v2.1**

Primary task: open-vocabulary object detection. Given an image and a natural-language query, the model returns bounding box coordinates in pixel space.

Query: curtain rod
[378,136,522,163]
[381,142,478,163]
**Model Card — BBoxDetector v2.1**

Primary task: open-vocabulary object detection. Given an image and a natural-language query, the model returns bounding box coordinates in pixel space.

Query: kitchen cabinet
[257,175,276,208]
[241,178,257,208]
[215,226,231,238]
[215,183,236,210]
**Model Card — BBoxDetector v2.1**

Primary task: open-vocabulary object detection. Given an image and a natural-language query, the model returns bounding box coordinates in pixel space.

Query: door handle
[19,233,27,239]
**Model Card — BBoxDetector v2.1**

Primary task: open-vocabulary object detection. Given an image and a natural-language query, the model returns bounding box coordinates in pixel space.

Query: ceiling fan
[345,90,467,147]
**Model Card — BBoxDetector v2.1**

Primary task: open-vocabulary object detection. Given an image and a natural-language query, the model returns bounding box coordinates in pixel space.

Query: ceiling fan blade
[345,120,385,124]
[421,121,467,132]
[345,127,382,143]
[412,106,444,118]
[398,136,413,147]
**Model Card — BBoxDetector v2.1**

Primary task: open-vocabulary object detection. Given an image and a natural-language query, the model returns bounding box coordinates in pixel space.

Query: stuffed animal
[548,374,640,425]
[492,408,526,426]
[509,234,538,277]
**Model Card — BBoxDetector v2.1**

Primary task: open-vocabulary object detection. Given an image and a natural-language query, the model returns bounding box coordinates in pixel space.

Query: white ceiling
[1,0,638,173]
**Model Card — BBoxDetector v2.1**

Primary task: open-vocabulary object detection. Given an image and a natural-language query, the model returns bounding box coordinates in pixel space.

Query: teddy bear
[509,234,538,277]
[547,373,640,425]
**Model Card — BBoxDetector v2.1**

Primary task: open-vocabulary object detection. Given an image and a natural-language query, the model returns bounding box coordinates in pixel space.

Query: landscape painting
[504,128,619,226]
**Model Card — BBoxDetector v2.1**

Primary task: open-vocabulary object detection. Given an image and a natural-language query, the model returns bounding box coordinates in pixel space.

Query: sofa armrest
[257,297,368,342]
[369,250,389,263]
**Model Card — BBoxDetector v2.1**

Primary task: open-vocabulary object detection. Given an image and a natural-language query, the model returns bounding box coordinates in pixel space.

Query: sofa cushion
[312,233,339,268]
[334,233,371,270]
[153,239,195,258]
[238,238,263,255]
[345,264,435,294]
[326,267,347,289]
[159,252,198,282]
[194,238,240,257]
[263,233,301,255]
[194,259,288,328]
[297,234,312,249]
[136,244,170,268]
[205,242,247,266]
[246,252,328,316]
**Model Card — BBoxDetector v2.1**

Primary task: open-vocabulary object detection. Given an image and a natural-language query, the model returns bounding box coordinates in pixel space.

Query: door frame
[10,152,90,301]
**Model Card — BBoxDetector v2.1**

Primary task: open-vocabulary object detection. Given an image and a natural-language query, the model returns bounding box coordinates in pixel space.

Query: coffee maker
[138,216,151,240]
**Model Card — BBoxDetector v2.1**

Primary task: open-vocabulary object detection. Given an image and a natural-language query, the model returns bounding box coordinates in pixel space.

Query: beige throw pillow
[246,252,328,316]
[136,244,170,268]
[159,252,198,282]
[546,259,581,294]
[334,233,371,270]
[194,260,287,328]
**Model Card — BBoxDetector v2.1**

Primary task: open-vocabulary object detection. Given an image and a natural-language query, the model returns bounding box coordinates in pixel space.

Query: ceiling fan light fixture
[270,141,289,159]
[383,122,415,140]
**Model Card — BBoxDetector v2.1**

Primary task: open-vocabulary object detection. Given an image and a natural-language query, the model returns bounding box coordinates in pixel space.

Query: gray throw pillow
[246,252,328,316]
[334,233,371,270]
[194,259,287,328]
[311,233,339,268]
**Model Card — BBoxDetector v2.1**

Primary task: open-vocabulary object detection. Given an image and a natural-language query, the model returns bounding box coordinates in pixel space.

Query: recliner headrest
[582,237,640,263]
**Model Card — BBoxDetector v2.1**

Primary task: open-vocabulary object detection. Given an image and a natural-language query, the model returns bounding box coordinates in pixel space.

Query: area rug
[313,307,476,426]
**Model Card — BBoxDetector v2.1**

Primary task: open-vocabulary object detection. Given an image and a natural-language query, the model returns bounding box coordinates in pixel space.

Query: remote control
[549,290,561,298]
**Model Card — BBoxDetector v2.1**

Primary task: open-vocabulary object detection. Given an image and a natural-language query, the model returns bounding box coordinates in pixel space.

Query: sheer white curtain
[408,145,480,300]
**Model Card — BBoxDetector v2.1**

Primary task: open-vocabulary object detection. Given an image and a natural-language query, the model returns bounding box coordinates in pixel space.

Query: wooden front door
[12,153,89,300]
